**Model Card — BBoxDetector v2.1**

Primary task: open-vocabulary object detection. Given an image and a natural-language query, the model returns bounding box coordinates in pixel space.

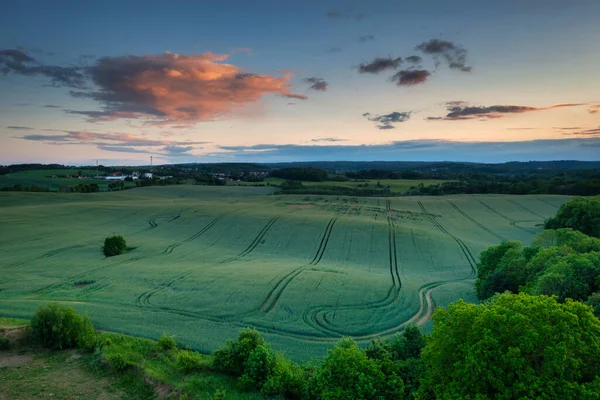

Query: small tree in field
[103,235,126,257]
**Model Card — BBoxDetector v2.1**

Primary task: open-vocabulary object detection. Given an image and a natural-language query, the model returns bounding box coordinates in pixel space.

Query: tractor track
[506,199,546,220]
[447,200,505,242]
[476,200,538,234]
[221,216,279,263]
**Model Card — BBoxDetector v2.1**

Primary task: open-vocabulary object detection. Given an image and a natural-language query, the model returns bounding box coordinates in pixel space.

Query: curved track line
[447,200,505,241]
[221,216,279,263]
[506,198,546,219]
[476,200,538,234]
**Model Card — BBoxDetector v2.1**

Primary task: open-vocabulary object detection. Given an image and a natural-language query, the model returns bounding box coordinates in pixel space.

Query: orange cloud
[588,105,600,114]
[74,52,306,124]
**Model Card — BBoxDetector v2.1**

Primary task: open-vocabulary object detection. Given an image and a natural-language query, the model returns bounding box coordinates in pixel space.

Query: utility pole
[150,156,153,172]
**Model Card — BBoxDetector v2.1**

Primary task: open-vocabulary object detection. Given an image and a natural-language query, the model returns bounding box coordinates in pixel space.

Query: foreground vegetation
[4,290,599,400]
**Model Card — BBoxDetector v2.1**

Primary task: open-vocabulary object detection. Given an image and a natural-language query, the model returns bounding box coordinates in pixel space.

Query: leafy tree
[313,338,404,400]
[30,302,97,350]
[545,197,600,237]
[419,293,600,399]
[103,235,126,257]
[212,327,265,376]
[261,357,308,399]
[586,292,600,318]
[475,241,524,300]
[239,344,276,390]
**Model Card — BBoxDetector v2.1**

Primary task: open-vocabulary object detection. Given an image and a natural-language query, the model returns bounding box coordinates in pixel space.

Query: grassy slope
[0,319,257,400]
[0,185,568,360]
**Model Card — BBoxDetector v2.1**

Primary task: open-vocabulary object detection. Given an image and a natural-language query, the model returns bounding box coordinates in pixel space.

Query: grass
[0,184,568,360]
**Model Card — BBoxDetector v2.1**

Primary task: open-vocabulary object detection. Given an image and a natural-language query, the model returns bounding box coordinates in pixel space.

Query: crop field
[0,169,130,191]
[234,177,449,193]
[0,186,568,359]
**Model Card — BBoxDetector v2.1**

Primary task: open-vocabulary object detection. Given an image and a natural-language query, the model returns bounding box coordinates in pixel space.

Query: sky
[1,0,600,165]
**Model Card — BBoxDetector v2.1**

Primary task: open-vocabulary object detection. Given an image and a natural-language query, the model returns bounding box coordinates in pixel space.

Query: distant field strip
[0,187,568,359]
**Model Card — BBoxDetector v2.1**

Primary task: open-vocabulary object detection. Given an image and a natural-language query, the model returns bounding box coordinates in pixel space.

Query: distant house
[143,172,153,179]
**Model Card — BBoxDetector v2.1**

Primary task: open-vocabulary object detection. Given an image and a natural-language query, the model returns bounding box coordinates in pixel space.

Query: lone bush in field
[103,235,126,257]
[30,302,97,350]
[157,333,177,351]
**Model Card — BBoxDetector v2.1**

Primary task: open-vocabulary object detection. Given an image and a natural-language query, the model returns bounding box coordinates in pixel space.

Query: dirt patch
[288,204,313,209]
[0,353,33,367]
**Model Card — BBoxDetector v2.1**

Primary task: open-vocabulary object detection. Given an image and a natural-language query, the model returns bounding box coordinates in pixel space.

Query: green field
[0,169,131,191]
[0,186,568,359]
[233,177,449,194]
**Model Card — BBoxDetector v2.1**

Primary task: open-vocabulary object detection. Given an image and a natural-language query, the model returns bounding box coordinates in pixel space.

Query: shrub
[177,350,208,372]
[157,334,177,351]
[213,389,226,400]
[313,338,404,400]
[0,336,10,350]
[212,327,265,375]
[239,345,275,390]
[30,302,97,350]
[103,235,127,257]
[105,352,128,371]
[261,357,307,399]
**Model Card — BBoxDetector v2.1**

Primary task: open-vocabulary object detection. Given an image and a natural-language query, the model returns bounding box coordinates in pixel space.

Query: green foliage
[0,336,10,350]
[30,302,97,350]
[103,235,126,257]
[157,333,177,351]
[211,327,265,376]
[545,196,600,237]
[212,389,226,400]
[420,293,600,399]
[313,337,404,400]
[476,229,600,302]
[271,167,328,182]
[177,350,208,372]
[261,357,308,399]
[238,345,275,390]
[587,292,600,318]
[105,352,128,371]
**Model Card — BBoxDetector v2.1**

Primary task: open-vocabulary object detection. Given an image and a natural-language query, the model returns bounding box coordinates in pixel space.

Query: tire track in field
[506,199,546,220]
[4,244,86,270]
[476,200,538,235]
[303,200,401,336]
[307,202,478,338]
[260,213,342,314]
[221,216,279,263]
[536,197,559,209]
[386,200,401,288]
[162,215,224,255]
[447,200,505,242]
[417,202,477,276]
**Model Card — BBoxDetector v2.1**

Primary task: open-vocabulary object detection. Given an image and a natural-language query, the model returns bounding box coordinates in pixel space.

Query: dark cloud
[304,77,328,91]
[310,137,348,142]
[553,127,583,130]
[428,102,586,121]
[0,48,86,88]
[562,127,600,136]
[163,145,195,155]
[589,105,600,114]
[6,126,34,130]
[363,111,412,129]
[43,104,62,108]
[359,57,402,74]
[97,145,153,154]
[415,39,471,72]
[359,35,375,42]
[405,55,422,64]
[208,138,600,163]
[390,69,431,86]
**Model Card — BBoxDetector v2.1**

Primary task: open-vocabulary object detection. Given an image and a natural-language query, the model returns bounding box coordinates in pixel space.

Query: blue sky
[1,0,599,165]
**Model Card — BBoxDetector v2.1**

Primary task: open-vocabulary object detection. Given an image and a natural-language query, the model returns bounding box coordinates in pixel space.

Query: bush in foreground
[103,235,127,257]
[419,293,600,399]
[30,302,96,350]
